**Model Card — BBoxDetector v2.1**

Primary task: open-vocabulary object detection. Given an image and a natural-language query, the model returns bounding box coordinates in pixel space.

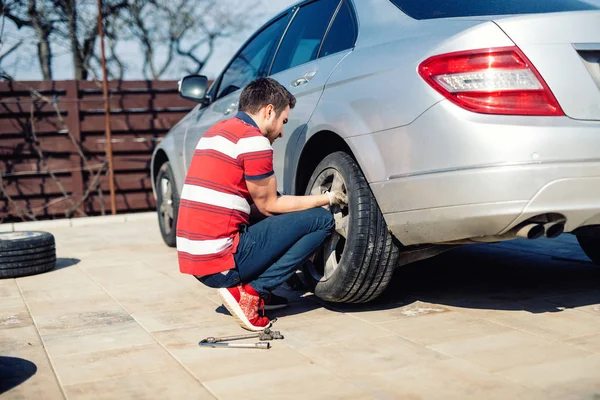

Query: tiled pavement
[1,214,600,399]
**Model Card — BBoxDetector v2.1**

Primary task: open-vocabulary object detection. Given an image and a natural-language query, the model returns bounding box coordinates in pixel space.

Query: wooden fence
[0,79,197,223]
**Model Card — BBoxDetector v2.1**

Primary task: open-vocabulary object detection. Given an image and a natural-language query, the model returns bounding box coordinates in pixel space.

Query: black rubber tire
[577,235,600,265]
[156,162,180,247]
[303,151,401,303]
[0,232,56,279]
[0,250,56,264]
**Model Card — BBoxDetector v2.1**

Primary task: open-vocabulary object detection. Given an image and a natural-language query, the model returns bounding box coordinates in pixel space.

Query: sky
[3,0,600,81]
[0,0,298,81]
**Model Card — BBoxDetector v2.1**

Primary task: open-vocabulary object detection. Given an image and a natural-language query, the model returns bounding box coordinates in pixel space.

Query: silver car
[151,0,600,303]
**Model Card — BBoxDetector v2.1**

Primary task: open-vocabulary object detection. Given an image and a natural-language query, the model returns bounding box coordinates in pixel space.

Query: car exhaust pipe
[544,222,565,239]
[515,223,545,240]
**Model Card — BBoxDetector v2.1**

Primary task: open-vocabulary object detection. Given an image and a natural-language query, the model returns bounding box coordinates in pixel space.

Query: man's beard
[265,123,279,143]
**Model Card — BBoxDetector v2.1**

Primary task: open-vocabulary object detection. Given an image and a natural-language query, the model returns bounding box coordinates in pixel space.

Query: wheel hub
[159,177,174,235]
[307,168,349,282]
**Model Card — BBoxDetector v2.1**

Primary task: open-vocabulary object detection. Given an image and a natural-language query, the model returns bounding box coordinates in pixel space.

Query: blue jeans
[197,207,334,295]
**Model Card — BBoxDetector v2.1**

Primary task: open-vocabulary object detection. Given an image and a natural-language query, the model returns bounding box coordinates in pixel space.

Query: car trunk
[493,11,600,121]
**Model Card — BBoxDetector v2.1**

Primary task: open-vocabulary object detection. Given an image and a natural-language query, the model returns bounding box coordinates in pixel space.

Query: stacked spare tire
[0,232,56,279]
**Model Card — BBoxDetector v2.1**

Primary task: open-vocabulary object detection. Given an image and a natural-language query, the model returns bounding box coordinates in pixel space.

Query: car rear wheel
[577,234,600,265]
[156,162,179,247]
[303,151,400,303]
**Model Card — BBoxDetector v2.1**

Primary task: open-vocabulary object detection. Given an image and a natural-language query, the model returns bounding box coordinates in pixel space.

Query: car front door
[268,0,358,194]
[182,12,291,169]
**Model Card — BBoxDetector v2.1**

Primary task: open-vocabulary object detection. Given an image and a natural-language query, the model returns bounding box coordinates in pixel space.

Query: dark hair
[238,77,296,116]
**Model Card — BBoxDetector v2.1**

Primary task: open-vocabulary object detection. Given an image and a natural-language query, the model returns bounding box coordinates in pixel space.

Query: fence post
[64,80,85,218]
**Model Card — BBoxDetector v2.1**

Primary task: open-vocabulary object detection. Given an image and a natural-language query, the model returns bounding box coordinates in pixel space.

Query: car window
[270,0,340,75]
[319,1,357,58]
[217,15,289,99]
[389,0,599,20]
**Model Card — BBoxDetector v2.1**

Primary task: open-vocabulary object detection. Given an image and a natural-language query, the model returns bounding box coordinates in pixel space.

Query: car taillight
[418,47,564,116]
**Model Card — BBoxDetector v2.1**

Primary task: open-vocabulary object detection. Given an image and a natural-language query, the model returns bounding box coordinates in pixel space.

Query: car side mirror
[179,75,209,103]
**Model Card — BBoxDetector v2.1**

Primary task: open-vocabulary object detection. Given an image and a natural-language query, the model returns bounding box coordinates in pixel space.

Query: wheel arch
[151,148,169,199]
[294,130,358,195]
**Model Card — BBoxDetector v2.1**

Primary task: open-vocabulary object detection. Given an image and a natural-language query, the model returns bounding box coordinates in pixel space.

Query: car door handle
[291,71,317,88]
[224,101,239,115]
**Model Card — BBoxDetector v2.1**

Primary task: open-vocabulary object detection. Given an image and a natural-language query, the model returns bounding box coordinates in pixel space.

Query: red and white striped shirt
[176,112,273,276]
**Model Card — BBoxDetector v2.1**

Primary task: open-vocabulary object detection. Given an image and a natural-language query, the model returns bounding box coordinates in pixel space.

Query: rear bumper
[347,100,600,246]
[371,161,600,245]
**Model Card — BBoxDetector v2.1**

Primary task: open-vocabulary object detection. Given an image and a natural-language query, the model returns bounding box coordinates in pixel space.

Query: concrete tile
[379,311,511,346]
[478,304,600,340]
[124,212,156,222]
[132,304,230,332]
[70,215,126,227]
[275,314,390,349]
[566,333,600,354]
[83,262,172,286]
[346,300,449,324]
[30,297,133,336]
[499,354,600,399]
[51,344,182,386]
[204,364,373,400]
[25,294,118,316]
[153,325,311,382]
[1,326,64,400]
[1,307,34,330]
[351,359,546,400]
[41,320,156,357]
[63,369,213,400]
[1,347,65,400]
[100,275,188,298]
[12,218,71,230]
[17,268,106,303]
[298,334,448,377]
[430,330,590,372]
[0,325,42,354]
[0,222,13,232]
[0,280,26,309]
[107,286,206,314]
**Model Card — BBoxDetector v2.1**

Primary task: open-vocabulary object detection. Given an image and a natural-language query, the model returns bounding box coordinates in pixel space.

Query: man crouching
[176,77,347,331]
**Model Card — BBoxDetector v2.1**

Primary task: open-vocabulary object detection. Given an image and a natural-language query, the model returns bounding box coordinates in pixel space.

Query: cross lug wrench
[199,328,284,350]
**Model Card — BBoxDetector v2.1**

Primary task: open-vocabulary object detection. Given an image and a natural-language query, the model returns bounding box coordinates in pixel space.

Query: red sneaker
[218,284,271,331]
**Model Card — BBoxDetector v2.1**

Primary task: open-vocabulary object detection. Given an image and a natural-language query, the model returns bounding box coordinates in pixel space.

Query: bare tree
[125,0,258,80]
[0,0,57,79]
[52,0,128,80]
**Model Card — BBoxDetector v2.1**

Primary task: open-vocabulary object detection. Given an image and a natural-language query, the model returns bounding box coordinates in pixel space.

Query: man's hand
[326,190,348,206]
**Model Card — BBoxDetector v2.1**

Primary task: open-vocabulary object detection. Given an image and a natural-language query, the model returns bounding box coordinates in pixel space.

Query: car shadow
[214,236,600,319]
[0,356,37,395]
[333,236,600,315]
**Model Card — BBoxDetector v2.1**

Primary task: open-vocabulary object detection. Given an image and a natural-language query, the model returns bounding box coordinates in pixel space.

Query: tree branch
[0,39,21,62]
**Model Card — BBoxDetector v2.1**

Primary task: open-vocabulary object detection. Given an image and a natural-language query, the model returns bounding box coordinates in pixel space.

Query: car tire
[303,151,400,303]
[577,235,600,265]
[0,232,56,279]
[156,162,180,247]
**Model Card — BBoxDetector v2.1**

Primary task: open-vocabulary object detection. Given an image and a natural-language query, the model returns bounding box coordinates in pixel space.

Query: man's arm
[246,175,329,216]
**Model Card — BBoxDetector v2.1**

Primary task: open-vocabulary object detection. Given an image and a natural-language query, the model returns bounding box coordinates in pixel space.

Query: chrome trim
[267,7,299,76]
[573,43,600,51]
[387,158,600,180]
[316,0,343,59]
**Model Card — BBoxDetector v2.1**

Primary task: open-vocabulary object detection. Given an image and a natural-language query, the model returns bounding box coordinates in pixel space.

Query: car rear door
[269,0,358,194]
